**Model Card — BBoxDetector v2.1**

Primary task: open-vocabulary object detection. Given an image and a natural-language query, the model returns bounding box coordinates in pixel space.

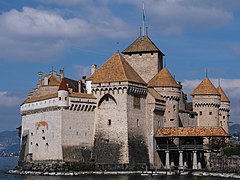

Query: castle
[19,32,230,171]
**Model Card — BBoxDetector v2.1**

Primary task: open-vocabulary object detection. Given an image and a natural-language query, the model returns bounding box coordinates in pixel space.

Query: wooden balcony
[156,144,210,151]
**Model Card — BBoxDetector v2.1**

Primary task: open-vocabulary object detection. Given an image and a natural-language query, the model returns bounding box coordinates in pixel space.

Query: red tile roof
[155,127,229,137]
[191,77,220,96]
[148,67,181,88]
[87,52,146,85]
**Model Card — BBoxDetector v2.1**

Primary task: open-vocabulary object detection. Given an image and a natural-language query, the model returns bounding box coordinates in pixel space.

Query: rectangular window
[137,119,140,127]
[108,119,111,126]
[199,111,202,115]
[133,95,141,109]
[209,112,212,115]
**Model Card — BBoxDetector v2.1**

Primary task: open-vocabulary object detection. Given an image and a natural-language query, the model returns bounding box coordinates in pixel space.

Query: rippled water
[0,157,234,180]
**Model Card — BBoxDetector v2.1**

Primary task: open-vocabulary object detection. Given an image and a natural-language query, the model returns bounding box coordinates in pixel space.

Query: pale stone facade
[19,34,230,171]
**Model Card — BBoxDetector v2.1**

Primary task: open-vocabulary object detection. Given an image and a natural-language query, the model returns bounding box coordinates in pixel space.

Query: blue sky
[0,0,240,131]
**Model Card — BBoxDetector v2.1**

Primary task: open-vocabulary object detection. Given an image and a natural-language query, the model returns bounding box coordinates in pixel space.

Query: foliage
[224,145,240,156]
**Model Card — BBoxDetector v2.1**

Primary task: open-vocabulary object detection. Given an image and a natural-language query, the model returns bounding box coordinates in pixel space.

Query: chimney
[78,80,82,93]
[60,69,64,80]
[38,72,43,86]
[91,64,97,75]
[82,76,86,84]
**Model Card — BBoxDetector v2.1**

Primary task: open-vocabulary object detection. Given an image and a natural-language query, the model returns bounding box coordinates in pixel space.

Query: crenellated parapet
[194,102,220,108]
[162,95,180,101]
[219,107,230,112]
[92,82,147,97]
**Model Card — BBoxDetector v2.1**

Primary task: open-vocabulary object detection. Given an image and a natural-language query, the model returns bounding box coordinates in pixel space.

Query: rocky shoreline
[7,168,240,178]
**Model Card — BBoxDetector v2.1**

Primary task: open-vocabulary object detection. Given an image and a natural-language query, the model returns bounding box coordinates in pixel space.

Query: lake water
[0,157,235,180]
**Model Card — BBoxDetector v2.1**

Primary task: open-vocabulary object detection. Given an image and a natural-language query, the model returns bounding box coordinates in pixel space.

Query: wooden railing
[156,144,209,150]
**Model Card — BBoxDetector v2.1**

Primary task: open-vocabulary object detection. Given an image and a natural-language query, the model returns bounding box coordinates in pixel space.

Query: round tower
[191,77,221,127]
[217,85,230,133]
[148,67,181,127]
[58,78,69,108]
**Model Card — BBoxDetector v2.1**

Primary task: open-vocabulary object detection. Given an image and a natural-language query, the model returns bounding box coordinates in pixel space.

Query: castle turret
[191,77,221,127]
[148,67,181,127]
[58,78,69,108]
[217,85,230,133]
[122,35,165,83]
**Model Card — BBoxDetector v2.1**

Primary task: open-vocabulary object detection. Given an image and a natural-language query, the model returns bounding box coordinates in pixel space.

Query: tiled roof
[58,78,68,91]
[191,77,220,96]
[65,78,79,92]
[24,93,58,103]
[122,35,164,55]
[148,88,165,101]
[69,92,96,99]
[148,67,181,88]
[48,76,61,86]
[217,86,230,102]
[155,127,229,137]
[87,52,146,85]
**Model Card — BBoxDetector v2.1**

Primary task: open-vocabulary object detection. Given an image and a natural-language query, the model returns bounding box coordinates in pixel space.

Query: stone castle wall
[61,109,95,162]
[93,88,129,164]
[154,87,181,127]
[192,95,220,127]
[21,109,63,161]
[124,52,162,83]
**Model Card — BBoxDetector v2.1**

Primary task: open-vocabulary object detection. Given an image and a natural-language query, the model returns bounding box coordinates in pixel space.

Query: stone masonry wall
[61,109,95,162]
[93,88,129,164]
[21,110,63,161]
[124,52,162,83]
[127,92,149,167]
[192,95,220,127]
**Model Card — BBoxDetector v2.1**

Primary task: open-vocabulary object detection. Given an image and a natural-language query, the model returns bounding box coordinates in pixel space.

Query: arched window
[98,94,117,107]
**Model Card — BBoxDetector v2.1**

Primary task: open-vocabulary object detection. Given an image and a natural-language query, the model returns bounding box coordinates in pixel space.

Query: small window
[42,136,45,140]
[108,119,111,126]
[139,53,142,56]
[199,111,202,115]
[189,114,194,118]
[59,97,61,100]
[223,116,225,119]
[65,97,67,100]
[31,132,33,136]
[133,96,141,109]
[151,52,153,55]
[220,121,223,126]
[46,143,49,146]
[105,139,109,143]
[137,119,140,127]
[173,105,176,108]
[170,119,174,121]
[36,143,38,146]
[209,112,212,115]
[30,142,32,145]
[168,111,170,113]
[42,130,44,134]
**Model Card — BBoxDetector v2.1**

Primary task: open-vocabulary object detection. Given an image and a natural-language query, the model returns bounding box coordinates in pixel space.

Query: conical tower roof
[122,35,164,55]
[191,77,220,96]
[87,52,146,85]
[217,86,230,102]
[148,67,181,88]
[58,78,68,91]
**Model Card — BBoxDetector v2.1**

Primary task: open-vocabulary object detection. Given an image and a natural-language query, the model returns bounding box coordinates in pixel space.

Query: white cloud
[182,78,240,124]
[73,65,91,79]
[0,7,132,62]
[0,92,24,107]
